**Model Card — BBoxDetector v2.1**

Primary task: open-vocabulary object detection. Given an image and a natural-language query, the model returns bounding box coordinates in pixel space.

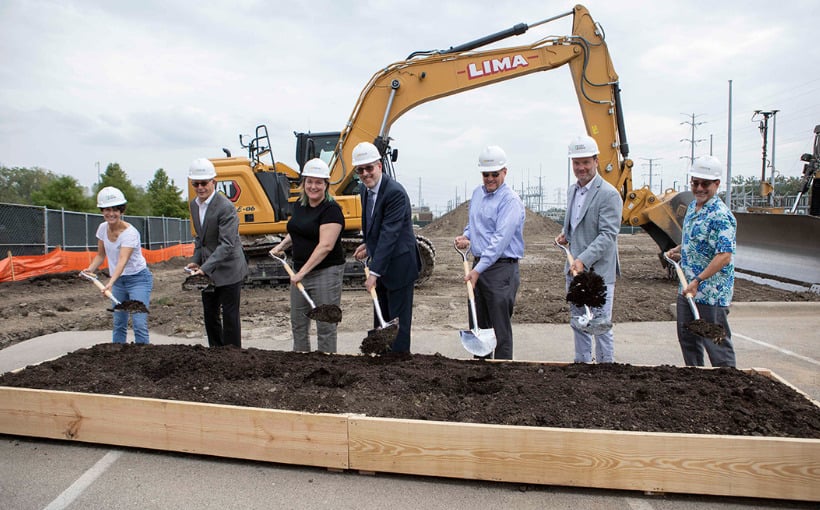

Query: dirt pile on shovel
[308,304,343,324]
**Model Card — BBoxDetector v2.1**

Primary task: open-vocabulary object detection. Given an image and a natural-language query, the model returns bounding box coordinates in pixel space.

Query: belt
[474,256,518,264]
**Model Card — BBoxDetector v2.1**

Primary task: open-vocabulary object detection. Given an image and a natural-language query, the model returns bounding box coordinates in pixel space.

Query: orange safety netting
[0,244,194,283]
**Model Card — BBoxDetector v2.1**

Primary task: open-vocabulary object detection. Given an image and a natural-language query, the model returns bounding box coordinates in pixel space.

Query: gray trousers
[473,261,520,360]
[676,295,736,367]
[290,264,344,353]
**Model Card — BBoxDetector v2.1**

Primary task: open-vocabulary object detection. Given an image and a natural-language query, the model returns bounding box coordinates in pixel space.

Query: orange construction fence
[0,244,194,283]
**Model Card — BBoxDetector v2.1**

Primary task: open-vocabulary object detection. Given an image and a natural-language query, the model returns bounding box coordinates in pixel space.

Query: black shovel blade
[360,320,399,355]
[686,319,727,344]
[112,300,149,314]
[306,304,343,323]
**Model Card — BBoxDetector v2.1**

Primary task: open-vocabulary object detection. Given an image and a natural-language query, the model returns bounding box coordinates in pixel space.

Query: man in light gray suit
[555,135,622,363]
[185,158,249,347]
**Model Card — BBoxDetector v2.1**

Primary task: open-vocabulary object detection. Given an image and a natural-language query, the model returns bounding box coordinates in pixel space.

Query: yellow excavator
[196,4,692,285]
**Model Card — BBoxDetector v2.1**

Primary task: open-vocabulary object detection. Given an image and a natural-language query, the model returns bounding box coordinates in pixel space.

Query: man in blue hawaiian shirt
[665,155,737,367]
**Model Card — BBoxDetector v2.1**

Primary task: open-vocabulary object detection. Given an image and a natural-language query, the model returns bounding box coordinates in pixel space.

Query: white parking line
[43,450,122,510]
[626,497,656,510]
[734,333,820,367]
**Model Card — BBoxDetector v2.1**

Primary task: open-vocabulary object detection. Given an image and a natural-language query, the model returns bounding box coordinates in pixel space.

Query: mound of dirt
[420,201,562,239]
[0,207,817,351]
[2,343,819,438]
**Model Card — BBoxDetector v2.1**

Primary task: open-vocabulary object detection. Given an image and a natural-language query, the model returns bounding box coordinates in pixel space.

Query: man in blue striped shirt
[455,145,525,359]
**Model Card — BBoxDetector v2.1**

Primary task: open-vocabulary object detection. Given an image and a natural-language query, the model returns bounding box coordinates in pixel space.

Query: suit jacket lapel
[365,176,386,236]
[575,174,601,227]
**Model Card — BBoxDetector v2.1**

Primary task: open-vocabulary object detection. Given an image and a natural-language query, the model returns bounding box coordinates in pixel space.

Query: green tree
[0,166,54,205]
[96,162,148,215]
[30,175,94,211]
[146,168,189,218]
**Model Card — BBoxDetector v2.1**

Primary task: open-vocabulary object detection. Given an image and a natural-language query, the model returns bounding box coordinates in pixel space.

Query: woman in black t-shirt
[270,159,345,352]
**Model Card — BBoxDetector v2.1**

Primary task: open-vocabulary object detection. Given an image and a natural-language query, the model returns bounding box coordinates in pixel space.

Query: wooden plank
[0,387,349,469]
[1,367,818,501]
[348,417,820,501]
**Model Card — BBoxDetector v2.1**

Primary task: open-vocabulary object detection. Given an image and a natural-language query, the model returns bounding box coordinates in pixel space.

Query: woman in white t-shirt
[82,187,153,344]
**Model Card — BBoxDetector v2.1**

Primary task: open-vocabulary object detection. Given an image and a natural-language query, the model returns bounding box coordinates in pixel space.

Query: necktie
[367,189,376,221]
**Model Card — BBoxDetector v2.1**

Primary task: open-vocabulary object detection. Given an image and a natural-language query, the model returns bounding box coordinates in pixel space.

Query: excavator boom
[202,4,690,285]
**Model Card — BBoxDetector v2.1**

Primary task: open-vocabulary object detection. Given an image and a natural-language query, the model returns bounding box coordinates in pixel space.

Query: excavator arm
[207,4,689,286]
[326,4,688,250]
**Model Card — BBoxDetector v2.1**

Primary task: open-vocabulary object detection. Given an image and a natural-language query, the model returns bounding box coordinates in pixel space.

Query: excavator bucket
[734,212,820,285]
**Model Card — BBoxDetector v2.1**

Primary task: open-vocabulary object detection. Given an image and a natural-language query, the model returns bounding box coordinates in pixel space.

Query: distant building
[412,205,434,226]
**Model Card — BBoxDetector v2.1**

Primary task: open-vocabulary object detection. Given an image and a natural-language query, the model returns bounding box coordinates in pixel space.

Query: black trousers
[201,281,242,347]
[375,281,415,353]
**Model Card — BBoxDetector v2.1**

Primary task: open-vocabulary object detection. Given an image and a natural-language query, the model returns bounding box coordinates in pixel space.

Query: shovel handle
[363,265,389,328]
[277,257,316,308]
[461,260,477,301]
[554,241,580,275]
[85,274,120,305]
[663,254,701,320]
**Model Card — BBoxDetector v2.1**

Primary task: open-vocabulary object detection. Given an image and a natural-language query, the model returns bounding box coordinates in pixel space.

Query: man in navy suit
[352,142,421,353]
[185,158,249,348]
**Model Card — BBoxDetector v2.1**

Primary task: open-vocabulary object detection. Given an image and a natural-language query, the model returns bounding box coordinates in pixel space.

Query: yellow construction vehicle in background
[196,4,692,285]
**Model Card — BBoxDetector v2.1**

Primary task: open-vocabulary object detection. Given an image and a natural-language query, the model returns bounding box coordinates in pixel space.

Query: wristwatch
[693,276,703,284]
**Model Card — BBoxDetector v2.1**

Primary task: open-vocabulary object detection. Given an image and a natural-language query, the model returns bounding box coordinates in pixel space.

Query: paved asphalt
[1,302,818,509]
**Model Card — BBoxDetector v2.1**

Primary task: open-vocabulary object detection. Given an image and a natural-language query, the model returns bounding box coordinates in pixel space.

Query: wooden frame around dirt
[0,368,818,502]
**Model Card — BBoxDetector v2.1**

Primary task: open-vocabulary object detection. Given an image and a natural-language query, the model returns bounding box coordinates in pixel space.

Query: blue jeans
[111,268,153,344]
[567,277,615,363]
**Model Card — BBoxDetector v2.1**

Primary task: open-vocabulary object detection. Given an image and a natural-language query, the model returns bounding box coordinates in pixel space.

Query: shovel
[79,271,149,313]
[553,242,612,335]
[359,264,399,355]
[662,253,727,343]
[269,253,342,324]
[454,242,497,357]
[182,267,214,291]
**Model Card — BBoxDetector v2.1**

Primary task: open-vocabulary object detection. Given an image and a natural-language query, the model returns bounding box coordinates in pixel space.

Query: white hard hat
[688,155,724,180]
[188,158,216,180]
[302,158,331,179]
[477,145,507,172]
[568,135,599,158]
[96,186,127,208]
[351,142,381,167]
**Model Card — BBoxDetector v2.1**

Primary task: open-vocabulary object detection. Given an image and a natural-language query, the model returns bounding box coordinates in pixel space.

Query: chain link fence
[0,203,193,258]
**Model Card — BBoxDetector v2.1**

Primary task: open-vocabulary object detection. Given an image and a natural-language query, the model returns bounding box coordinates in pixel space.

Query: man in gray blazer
[555,136,622,363]
[185,158,249,347]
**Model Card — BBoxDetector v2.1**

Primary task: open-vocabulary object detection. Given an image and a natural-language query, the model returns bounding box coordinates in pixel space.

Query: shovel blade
[459,328,496,357]
[571,317,612,335]
[361,319,399,355]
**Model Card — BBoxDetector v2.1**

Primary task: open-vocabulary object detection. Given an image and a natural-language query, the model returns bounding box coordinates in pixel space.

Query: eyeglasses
[482,172,500,178]
[355,164,377,175]
[690,179,715,189]
[191,180,211,188]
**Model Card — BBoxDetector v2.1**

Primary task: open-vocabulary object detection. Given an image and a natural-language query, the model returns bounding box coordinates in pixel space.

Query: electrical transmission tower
[640,158,662,194]
[680,113,706,166]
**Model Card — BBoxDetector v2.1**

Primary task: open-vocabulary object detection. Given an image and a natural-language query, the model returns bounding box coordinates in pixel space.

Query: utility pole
[640,158,662,194]
[417,177,423,207]
[680,113,706,166]
[726,80,733,208]
[752,109,779,206]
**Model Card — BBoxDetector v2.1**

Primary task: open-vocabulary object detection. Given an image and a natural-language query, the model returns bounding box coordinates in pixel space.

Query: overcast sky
[2,0,818,214]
